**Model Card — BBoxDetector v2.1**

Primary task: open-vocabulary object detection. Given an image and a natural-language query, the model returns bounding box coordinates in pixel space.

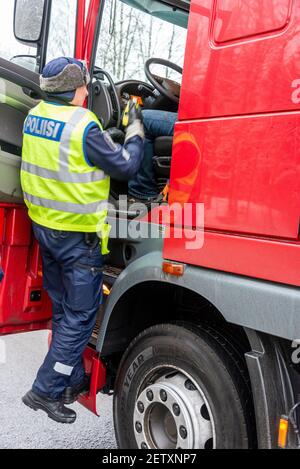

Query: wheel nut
[135,422,143,433]
[160,390,167,402]
[185,379,196,391]
[179,426,187,439]
[173,404,180,416]
[137,401,145,413]
[141,443,148,449]
[146,390,154,401]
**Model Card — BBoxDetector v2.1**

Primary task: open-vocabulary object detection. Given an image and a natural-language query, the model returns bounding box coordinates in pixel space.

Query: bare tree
[47,0,77,61]
[166,25,176,78]
[96,0,187,82]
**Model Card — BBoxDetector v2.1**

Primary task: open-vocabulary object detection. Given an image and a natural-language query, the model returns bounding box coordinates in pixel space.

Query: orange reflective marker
[162,261,185,277]
[103,284,111,296]
[278,416,289,449]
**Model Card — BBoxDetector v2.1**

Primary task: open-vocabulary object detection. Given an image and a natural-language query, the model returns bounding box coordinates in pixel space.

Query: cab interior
[91,0,189,205]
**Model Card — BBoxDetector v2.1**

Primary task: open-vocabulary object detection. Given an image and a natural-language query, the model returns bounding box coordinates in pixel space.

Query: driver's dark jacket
[85,124,143,181]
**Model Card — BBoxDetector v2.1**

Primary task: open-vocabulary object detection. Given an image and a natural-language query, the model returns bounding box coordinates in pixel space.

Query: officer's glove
[106,127,125,145]
[123,101,144,142]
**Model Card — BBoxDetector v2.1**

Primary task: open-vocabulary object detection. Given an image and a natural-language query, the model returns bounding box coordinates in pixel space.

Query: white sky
[0,1,35,59]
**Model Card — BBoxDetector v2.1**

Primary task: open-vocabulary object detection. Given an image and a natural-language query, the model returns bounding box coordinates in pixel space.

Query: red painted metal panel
[0,206,52,331]
[170,115,300,239]
[179,0,300,120]
[214,0,291,44]
[83,0,101,68]
[75,0,86,59]
[164,228,300,287]
[0,208,4,242]
[78,347,107,416]
[75,0,101,66]
[0,320,51,336]
[169,0,300,287]
[5,206,31,246]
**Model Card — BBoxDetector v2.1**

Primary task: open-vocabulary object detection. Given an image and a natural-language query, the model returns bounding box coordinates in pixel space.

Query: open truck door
[0,57,53,336]
[0,0,53,335]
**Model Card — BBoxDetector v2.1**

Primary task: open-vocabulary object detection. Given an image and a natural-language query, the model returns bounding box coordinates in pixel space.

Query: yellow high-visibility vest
[21,101,111,254]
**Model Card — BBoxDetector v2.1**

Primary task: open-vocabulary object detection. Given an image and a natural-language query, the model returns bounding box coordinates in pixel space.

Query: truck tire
[113,322,256,449]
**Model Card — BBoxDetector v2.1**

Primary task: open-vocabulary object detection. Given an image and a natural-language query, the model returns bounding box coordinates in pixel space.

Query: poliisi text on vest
[24,115,65,142]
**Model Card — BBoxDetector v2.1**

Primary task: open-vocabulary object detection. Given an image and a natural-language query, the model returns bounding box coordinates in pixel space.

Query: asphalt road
[0,331,116,449]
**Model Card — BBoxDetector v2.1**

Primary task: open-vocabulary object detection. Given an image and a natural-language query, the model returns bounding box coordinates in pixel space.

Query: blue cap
[41,57,89,102]
[42,57,84,80]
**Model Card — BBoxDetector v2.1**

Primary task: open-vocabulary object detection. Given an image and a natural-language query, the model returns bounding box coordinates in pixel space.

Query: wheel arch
[97,252,230,355]
[97,251,300,355]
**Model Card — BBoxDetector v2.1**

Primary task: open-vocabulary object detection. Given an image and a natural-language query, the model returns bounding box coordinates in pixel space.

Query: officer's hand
[106,127,125,144]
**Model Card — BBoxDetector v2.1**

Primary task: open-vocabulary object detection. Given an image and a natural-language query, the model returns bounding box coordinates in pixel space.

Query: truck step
[103,265,123,286]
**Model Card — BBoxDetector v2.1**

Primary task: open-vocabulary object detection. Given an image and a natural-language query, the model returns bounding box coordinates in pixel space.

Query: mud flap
[78,346,107,416]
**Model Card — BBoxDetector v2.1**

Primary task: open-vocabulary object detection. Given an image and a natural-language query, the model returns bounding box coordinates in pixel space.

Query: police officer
[21,57,144,424]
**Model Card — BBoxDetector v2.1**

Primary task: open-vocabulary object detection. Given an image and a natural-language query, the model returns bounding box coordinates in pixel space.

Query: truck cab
[0,0,300,449]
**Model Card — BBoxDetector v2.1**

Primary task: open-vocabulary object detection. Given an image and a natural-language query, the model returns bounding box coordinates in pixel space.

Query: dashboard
[91,76,179,130]
[115,80,156,109]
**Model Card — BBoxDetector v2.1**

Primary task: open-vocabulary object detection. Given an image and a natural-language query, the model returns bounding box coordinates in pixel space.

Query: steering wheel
[145,58,183,104]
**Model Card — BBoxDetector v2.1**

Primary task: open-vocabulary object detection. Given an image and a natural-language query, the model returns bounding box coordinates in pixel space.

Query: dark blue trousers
[31,222,103,400]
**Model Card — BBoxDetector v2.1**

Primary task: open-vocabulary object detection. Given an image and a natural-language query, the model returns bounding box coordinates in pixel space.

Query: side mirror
[14,0,46,44]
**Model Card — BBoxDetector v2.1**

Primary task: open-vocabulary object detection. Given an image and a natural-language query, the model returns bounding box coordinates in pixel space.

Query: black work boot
[22,390,76,424]
[61,374,90,405]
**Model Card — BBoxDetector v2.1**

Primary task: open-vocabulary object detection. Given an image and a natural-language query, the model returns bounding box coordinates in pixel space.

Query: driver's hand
[122,100,143,128]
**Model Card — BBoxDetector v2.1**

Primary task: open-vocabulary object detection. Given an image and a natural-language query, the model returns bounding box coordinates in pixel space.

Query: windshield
[95,0,188,83]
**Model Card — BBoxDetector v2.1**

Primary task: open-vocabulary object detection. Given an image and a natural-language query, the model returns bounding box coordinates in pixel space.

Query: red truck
[0,0,299,449]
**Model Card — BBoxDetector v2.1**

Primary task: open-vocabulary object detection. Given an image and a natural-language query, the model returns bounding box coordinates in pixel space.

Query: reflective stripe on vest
[23,192,108,215]
[21,161,106,183]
